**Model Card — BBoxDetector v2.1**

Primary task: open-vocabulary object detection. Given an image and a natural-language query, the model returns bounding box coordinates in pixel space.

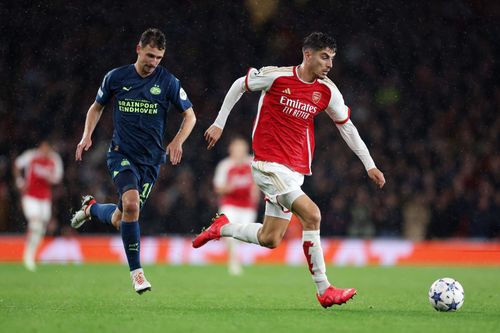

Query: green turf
[1,264,499,333]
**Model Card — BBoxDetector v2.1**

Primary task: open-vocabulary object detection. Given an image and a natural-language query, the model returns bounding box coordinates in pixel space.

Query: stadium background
[0,0,498,243]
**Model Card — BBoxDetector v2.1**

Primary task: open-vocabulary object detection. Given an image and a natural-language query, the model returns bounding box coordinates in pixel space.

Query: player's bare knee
[122,199,140,217]
[261,238,281,249]
[311,209,321,227]
[301,209,321,230]
[258,233,282,249]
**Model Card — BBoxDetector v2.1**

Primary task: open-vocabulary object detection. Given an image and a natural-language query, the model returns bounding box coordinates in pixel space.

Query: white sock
[302,230,330,295]
[226,238,242,275]
[24,220,44,264]
[221,223,262,245]
[227,238,237,265]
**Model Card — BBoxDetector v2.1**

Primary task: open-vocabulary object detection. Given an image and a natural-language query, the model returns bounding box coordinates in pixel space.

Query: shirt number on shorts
[139,183,153,205]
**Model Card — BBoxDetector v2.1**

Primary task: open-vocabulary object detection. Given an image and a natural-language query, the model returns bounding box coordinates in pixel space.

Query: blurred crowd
[0,0,498,239]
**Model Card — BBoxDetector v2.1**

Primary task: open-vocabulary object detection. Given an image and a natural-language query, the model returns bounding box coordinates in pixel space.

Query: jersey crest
[150,84,161,95]
[312,91,322,104]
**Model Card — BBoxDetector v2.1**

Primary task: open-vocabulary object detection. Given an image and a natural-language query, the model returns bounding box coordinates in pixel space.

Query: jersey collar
[294,65,317,85]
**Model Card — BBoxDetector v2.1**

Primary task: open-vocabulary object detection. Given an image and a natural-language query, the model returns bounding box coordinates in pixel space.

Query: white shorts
[220,205,257,225]
[251,161,305,219]
[22,195,51,223]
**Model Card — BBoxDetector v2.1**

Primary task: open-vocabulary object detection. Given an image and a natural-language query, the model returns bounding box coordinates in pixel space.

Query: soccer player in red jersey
[213,137,259,275]
[14,140,63,271]
[193,32,385,308]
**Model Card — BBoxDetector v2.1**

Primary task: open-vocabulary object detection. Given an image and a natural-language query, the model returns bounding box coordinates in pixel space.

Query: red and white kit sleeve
[15,149,64,199]
[212,67,279,129]
[324,83,351,124]
[15,149,34,171]
[325,86,376,171]
[244,66,279,92]
[213,157,256,209]
[213,158,230,190]
[50,152,64,184]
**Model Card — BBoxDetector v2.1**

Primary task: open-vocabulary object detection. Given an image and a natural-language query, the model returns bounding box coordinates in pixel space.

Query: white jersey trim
[306,126,312,175]
[252,91,266,140]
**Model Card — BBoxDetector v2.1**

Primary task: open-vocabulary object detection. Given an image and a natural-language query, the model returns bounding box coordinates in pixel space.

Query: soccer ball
[428,278,464,311]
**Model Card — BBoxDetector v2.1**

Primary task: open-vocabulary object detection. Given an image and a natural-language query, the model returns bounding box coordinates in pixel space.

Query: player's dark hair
[302,32,337,53]
[139,28,166,50]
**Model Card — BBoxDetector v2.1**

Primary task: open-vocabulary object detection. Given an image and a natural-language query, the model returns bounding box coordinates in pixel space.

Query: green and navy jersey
[96,64,192,165]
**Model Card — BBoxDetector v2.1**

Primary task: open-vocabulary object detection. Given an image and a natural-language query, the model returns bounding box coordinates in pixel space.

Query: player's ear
[136,43,141,54]
[303,48,313,62]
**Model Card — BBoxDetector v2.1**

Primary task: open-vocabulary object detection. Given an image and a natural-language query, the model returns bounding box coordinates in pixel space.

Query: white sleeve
[325,84,350,124]
[336,120,376,171]
[14,150,33,170]
[244,67,278,92]
[212,77,246,129]
[213,66,279,129]
[213,159,230,188]
[51,152,64,184]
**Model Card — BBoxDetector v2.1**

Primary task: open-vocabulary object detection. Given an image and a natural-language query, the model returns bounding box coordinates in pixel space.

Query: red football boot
[317,286,357,308]
[192,213,230,248]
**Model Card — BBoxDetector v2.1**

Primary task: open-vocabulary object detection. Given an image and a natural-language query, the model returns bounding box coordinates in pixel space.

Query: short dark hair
[139,28,166,50]
[302,32,337,53]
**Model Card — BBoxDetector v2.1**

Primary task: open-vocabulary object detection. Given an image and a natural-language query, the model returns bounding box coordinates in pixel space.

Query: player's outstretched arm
[335,119,385,188]
[166,107,196,165]
[205,76,246,149]
[75,102,104,161]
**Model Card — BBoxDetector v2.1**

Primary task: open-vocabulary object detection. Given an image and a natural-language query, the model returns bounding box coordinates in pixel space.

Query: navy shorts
[107,150,161,211]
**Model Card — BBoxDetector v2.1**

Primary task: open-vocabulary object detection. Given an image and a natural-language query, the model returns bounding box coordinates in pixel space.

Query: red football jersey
[15,149,63,200]
[213,157,256,209]
[245,66,350,175]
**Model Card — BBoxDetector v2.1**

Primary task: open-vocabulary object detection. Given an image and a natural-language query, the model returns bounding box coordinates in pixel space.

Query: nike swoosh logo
[122,86,132,91]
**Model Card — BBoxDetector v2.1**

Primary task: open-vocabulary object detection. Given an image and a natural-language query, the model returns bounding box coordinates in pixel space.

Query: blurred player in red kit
[14,140,63,271]
[194,32,385,308]
[213,137,259,275]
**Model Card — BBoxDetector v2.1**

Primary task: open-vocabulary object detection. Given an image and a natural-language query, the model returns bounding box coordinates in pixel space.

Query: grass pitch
[1,264,499,333]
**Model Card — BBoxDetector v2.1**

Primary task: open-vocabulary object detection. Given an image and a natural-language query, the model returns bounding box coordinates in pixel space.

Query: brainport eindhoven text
[118,99,159,114]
